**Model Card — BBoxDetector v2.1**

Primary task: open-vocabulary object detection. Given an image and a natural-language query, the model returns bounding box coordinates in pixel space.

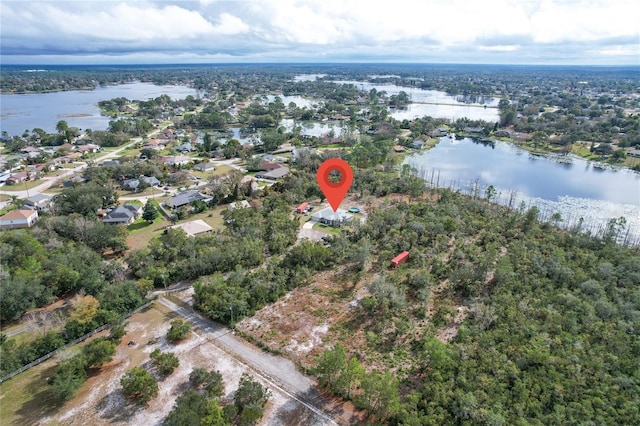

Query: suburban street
[156,296,359,425]
[0,135,145,199]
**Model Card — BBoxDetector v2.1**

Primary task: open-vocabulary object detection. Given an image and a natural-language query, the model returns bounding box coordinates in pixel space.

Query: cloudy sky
[1,0,639,65]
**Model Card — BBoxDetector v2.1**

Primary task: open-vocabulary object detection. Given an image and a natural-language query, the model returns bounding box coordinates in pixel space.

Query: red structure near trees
[296,202,309,213]
[390,251,409,268]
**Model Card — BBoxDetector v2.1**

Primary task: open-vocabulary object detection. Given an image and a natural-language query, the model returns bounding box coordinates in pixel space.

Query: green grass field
[0,359,61,425]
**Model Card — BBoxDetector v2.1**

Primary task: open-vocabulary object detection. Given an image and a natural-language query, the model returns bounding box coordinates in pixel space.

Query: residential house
[0,209,39,229]
[174,143,194,153]
[311,207,353,228]
[464,127,484,134]
[168,219,213,237]
[194,162,217,172]
[259,161,283,171]
[143,138,166,150]
[102,203,142,225]
[432,128,449,137]
[255,167,290,180]
[159,155,192,167]
[165,191,213,209]
[627,149,640,158]
[262,154,288,163]
[394,145,406,152]
[100,160,120,167]
[77,144,100,154]
[62,175,86,187]
[121,175,161,191]
[20,146,42,154]
[23,193,52,211]
[410,140,426,149]
[62,152,84,162]
[5,172,29,185]
[20,151,43,162]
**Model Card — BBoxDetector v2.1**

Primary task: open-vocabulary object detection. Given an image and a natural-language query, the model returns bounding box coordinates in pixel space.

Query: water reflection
[406,137,640,240]
[1,82,198,135]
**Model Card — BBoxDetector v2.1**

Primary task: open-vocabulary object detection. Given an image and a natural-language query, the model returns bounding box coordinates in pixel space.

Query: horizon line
[3,61,639,68]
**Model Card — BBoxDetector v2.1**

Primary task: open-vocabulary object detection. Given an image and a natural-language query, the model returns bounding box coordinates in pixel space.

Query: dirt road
[157,296,362,425]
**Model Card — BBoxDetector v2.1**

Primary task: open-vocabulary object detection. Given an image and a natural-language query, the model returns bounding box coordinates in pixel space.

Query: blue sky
[1,0,639,65]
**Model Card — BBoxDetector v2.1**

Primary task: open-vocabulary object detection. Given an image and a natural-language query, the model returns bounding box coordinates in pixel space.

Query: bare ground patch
[5,301,334,426]
[236,269,368,370]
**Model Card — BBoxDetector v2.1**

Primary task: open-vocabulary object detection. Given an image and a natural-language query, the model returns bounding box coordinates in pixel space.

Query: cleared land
[1,301,339,425]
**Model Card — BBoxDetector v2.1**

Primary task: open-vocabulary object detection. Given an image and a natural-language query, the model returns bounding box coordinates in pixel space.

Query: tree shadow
[12,364,62,425]
[163,311,180,322]
[97,388,142,422]
[294,387,368,426]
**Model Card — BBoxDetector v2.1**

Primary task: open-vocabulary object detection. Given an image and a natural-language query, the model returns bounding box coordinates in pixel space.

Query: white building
[0,209,39,230]
[311,207,353,227]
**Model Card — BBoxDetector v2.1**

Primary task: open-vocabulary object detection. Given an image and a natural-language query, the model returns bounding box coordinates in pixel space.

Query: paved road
[156,296,357,425]
[0,124,168,199]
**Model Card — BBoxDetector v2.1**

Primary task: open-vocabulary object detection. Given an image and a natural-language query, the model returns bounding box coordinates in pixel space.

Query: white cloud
[3,2,248,42]
[1,0,639,64]
[479,45,521,52]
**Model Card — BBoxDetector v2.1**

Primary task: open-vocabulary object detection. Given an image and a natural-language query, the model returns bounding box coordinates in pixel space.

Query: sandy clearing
[40,302,335,426]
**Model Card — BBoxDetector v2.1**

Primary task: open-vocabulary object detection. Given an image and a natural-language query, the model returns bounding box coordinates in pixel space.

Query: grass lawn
[0,302,173,426]
[126,216,169,251]
[43,187,64,195]
[0,205,17,215]
[571,142,598,159]
[125,205,227,251]
[312,223,341,235]
[120,147,142,157]
[124,199,143,207]
[207,164,235,177]
[185,205,227,229]
[0,194,10,202]
[0,359,62,425]
[0,179,46,192]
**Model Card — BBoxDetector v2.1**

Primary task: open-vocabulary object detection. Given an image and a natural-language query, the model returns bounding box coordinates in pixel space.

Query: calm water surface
[406,137,640,240]
[1,82,198,135]
[292,74,499,121]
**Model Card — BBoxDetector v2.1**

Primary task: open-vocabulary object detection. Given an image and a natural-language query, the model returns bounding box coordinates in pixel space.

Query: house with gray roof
[311,207,353,228]
[23,193,52,211]
[410,139,426,149]
[121,175,161,191]
[175,143,194,152]
[194,162,217,172]
[165,191,213,209]
[102,203,142,225]
[255,167,290,180]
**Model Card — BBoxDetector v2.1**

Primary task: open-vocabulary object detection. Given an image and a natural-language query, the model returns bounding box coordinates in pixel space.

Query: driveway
[298,220,326,242]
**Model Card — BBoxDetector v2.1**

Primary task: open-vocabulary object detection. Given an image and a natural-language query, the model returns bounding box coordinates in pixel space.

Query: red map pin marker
[317,158,353,212]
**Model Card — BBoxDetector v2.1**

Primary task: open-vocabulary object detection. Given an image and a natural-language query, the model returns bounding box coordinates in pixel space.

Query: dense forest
[120,157,640,424]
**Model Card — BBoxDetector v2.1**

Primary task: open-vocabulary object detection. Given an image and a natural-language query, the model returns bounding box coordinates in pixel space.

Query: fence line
[0,300,154,383]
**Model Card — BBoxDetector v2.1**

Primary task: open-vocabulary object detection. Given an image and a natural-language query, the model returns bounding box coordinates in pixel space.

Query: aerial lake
[292,74,499,121]
[0,82,198,135]
[332,79,500,122]
[405,137,640,242]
